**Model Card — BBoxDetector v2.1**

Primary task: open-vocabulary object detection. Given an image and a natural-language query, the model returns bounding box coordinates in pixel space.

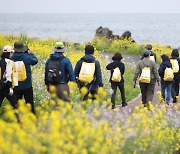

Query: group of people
[133,44,180,106]
[0,41,179,112]
[0,41,38,114]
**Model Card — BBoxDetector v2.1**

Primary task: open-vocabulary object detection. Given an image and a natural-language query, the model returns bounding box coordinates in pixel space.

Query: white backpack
[139,67,151,83]
[170,59,179,73]
[164,67,174,81]
[111,67,121,82]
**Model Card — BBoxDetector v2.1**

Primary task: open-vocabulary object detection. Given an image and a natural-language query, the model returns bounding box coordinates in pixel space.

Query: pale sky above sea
[0,0,180,14]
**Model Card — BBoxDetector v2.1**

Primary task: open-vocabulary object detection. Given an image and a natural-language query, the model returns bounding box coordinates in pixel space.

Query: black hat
[143,50,151,57]
[14,41,28,52]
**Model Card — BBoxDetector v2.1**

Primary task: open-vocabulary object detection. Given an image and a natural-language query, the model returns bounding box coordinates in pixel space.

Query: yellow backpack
[150,55,155,62]
[79,62,95,83]
[13,61,27,82]
[139,67,151,83]
[112,67,121,82]
[170,59,179,73]
[164,67,174,81]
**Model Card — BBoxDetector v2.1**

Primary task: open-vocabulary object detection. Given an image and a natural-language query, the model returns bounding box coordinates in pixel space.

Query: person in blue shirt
[11,41,38,114]
[45,42,75,102]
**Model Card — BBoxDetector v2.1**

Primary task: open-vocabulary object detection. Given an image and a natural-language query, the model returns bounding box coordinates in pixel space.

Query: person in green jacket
[133,50,160,107]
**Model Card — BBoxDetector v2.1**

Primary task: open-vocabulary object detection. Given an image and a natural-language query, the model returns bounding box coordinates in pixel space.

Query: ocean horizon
[0,13,180,48]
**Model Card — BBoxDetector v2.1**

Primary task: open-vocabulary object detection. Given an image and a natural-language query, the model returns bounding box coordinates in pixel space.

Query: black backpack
[47,56,64,84]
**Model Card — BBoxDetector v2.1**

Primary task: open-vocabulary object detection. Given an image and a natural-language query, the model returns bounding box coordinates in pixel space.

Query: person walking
[45,41,75,102]
[74,45,103,100]
[141,44,157,62]
[0,46,17,108]
[170,49,180,103]
[11,41,38,114]
[133,50,160,107]
[106,52,127,109]
[158,54,173,104]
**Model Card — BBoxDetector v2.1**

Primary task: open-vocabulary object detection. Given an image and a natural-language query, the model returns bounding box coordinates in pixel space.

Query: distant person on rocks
[158,54,173,105]
[45,42,75,102]
[74,45,103,100]
[11,41,38,114]
[106,52,127,109]
[141,44,157,63]
[133,50,160,107]
[0,46,17,108]
[170,49,180,103]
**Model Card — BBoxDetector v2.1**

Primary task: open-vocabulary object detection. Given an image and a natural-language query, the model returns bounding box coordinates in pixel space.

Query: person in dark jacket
[141,44,157,62]
[171,49,180,103]
[11,41,38,114]
[134,50,160,107]
[74,45,103,100]
[0,46,17,108]
[45,42,75,102]
[158,54,173,104]
[106,53,127,109]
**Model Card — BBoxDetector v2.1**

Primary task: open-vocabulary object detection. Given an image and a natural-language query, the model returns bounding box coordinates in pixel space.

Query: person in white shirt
[0,46,17,108]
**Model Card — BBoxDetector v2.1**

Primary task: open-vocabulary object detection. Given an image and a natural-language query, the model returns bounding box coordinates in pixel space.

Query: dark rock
[95,26,113,38]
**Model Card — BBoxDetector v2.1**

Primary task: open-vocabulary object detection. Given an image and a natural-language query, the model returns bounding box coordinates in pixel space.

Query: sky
[0,0,180,14]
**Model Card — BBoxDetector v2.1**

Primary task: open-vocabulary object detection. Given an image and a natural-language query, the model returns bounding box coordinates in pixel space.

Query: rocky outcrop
[95,26,135,42]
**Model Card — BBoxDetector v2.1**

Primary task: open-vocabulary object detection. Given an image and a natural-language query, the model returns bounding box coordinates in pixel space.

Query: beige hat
[3,45,14,53]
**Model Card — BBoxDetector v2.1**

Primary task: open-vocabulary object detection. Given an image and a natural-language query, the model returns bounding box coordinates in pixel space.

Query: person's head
[14,41,28,53]
[112,52,123,61]
[145,44,152,50]
[171,49,179,58]
[1,45,14,59]
[85,45,94,55]
[143,50,151,58]
[161,54,170,62]
[53,42,67,53]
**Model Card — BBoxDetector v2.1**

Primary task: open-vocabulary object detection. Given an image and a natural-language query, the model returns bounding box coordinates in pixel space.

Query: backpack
[139,67,151,83]
[111,67,121,82]
[170,59,179,73]
[164,67,174,81]
[47,56,64,84]
[79,62,95,83]
[13,61,27,82]
[150,55,155,62]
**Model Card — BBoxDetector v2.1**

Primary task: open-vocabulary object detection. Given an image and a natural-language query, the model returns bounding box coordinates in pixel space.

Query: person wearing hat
[0,46,17,108]
[133,50,160,107]
[45,41,75,102]
[11,41,38,114]
[74,45,103,100]
[141,44,157,62]
[106,52,127,109]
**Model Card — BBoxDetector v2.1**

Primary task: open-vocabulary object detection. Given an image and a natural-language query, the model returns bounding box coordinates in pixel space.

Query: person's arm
[158,64,164,78]
[5,60,13,88]
[66,58,76,82]
[95,61,103,87]
[74,60,82,81]
[106,63,113,70]
[153,63,160,83]
[26,54,38,65]
[121,63,125,76]
[44,60,49,86]
[133,62,141,82]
